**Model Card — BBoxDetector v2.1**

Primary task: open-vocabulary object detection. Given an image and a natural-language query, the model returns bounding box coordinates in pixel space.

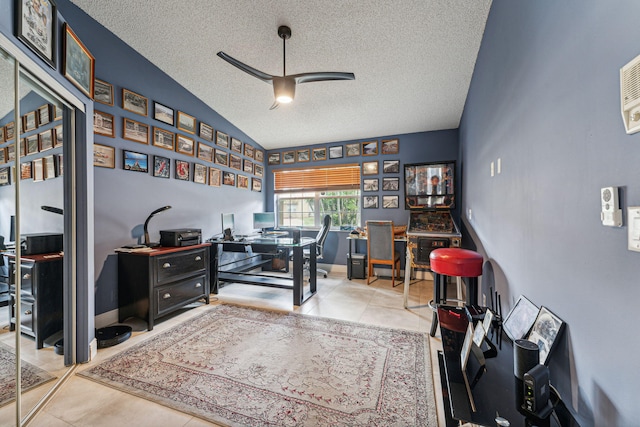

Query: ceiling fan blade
[269,101,280,110]
[292,72,355,84]
[217,51,274,84]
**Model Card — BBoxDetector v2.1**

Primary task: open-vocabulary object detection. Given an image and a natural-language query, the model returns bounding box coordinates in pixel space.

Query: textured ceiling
[70,0,492,149]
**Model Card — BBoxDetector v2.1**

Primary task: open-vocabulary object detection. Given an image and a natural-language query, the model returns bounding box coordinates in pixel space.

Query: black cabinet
[118,244,211,330]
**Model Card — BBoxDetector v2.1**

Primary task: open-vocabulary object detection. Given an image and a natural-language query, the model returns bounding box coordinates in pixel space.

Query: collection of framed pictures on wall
[91,82,263,192]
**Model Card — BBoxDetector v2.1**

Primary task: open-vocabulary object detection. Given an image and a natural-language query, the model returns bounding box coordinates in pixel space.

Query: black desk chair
[302,215,331,278]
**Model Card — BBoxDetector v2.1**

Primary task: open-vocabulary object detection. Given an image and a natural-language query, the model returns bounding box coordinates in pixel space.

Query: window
[274,164,361,229]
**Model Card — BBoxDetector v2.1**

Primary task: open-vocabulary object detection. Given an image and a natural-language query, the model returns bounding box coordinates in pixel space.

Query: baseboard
[95,308,119,329]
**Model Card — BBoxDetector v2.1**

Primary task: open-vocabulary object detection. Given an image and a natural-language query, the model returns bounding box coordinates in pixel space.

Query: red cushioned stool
[429,248,483,337]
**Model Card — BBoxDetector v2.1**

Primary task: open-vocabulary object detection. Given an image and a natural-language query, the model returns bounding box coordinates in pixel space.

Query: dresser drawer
[12,299,35,334]
[9,262,35,296]
[155,274,207,318]
[155,249,207,284]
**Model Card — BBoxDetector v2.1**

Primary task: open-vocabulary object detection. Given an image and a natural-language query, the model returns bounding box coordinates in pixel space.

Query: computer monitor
[253,212,276,232]
[221,213,235,233]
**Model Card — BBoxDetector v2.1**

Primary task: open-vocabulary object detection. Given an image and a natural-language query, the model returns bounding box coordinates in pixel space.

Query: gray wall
[460,1,640,424]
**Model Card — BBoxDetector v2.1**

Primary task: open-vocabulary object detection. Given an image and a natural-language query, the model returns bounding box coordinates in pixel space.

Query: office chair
[366,220,401,286]
[304,214,332,278]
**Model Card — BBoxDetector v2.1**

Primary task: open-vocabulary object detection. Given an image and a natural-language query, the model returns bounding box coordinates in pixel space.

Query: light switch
[497,158,502,174]
[628,207,640,252]
[490,162,495,177]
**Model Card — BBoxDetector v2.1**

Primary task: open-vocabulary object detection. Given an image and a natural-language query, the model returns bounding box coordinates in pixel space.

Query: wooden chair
[366,220,401,286]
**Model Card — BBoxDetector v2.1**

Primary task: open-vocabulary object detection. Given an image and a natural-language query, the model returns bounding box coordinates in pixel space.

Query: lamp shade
[273,77,295,103]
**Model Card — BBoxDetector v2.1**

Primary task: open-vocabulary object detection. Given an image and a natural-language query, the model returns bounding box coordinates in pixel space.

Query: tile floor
[1,273,451,427]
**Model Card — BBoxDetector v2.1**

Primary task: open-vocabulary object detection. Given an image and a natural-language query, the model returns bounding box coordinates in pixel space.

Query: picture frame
[382,195,399,209]
[199,122,214,141]
[5,122,15,141]
[255,150,264,163]
[268,152,281,165]
[93,110,115,137]
[177,111,196,134]
[214,149,228,166]
[197,142,214,163]
[345,143,360,157]
[193,163,208,184]
[37,104,51,126]
[0,148,5,164]
[7,145,15,162]
[93,143,115,168]
[176,134,195,156]
[52,105,62,121]
[254,164,264,177]
[230,137,242,153]
[222,171,236,186]
[216,131,229,148]
[503,295,539,342]
[122,117,149,144]
[252,177,262,192]
[23,110,37,132]
[244,144,254,159]
[296,149,310,162]
[17,0,57,68]
[237,174,249,190]
[26,134,39,155]
[122,88,148,116]
[33,158,44,182]
[43,154,55,179]
[175,160,190,181]
[243,159,254,174]
[526,307,565,365]
[0,167,11,186]
[123,150,148,173]
[209,167,221,187]
[382,177,400,191]
[383,160,400,173]
[153,155,170,178]
[39,129,53,151]
[153,101,173,125]
[362,141,378,156]
[20,139,26,157]
[63,24,95,98]
[312,147,327,161]
[0,127,4,143]
[56,154,63,176]
[362,161,378,175]
[94,78,114,105]
[152,127,174,151]
[363,195,379,209]
[381,139,399,155]
[283,150,295,164]
[21,161,32,180]
[363,178,378,192]
[329,145,343,159]
[229,153,242,170]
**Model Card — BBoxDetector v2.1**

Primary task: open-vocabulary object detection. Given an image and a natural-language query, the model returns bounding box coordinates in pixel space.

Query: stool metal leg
[430,272,442,337]
[466,277,478,306]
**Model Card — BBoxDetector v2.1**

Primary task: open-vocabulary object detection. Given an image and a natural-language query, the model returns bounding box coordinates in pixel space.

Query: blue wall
[460,1,640,424]
[265,129,459,265]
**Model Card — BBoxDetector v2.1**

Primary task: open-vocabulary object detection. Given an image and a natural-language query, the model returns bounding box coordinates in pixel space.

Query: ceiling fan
[217,26,355,110]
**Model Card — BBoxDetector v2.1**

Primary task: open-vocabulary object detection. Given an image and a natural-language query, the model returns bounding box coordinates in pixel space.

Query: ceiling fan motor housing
[273,77,296,103]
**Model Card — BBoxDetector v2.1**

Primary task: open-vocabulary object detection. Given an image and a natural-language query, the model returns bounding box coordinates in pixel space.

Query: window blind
[274,164,361,193]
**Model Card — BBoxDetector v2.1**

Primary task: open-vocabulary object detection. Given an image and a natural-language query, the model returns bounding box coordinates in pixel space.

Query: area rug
[0,342,56,407]
[79,304,436,426]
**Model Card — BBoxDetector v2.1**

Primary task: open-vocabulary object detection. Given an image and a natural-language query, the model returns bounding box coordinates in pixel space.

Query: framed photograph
[363,195,379,209]
[197,142,214,162]
[383,160,400,173]
[243,159,254,174]
[37,104,51,126]
[122,118,149,144]
[33,158,44,181]
[7,145,15,162]
[209,167,221,187]
[21,161,32,180]
[526,307,565,365]
[381,138,399,155]
[0,167,11,185]
[176,134,195,156]
[382,177,400,191]
[230,137,242,153]
[123,150,148,173]
[193,163,207,184]
[153,101,174,125]
[23,110,37,132]
[0,127,4,143]
[152,127,174,151]
[123,88,148,116]
[329,145,343,159]
[345,143,360,157]
[5,122,15,141]
[94,78,114,105]
[237,174,249,190]
[153,155,170,178]
[214,149,228,166]
[363,178,378,192]
[252,177,262,192]
[362,141,378,156]
[199,122,214,141]
[93,143,115,168]
[43,154,55,179]
[362,161,378,175]
[244,144,254,159]
[93,110,115,137]
[283,150,295,164]
[26,134,39,155]
[229,153,242,170]
[503,295,539,342]
[216,130,229,148]
[20,139,26,157]
[63,24,94,98]
[222,171,236,186]
[39,129,54,151]
[177,111,196,134]
[17,0,57,68]
[254,164,264,177]
[56,153,63,176]
[268,152,281,165]
[382,195,399,209]
[255,150,264,163]
[52,105,62,121]
[296,149,310,162]
[0,148,5,164]
[175,160,190,181]
[52,124,63,147]
[312,147,327,161]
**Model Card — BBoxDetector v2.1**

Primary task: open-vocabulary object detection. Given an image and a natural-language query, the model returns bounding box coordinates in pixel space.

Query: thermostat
[628,207,640,252]
[601,187,622,227]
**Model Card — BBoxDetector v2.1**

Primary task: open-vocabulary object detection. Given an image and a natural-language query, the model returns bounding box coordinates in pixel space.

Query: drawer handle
[23,273,31,280]
[24,310,32,315]
[195,256,202,261]
[163,293,171,299]
[195,282,202,288]
[162,263,171,269]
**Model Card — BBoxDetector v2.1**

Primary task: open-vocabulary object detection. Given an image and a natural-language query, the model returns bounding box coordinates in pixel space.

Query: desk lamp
[143,205,172,247]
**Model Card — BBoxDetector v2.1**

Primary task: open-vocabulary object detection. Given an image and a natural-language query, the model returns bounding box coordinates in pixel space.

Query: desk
[210,236,317,306]
[346,234,407,280]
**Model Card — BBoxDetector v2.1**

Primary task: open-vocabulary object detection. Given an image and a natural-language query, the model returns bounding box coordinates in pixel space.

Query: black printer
[159,229,202,247]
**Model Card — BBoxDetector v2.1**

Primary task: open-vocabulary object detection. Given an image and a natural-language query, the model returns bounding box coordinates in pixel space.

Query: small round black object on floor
[96,325,132,349]
[54,339,64,355]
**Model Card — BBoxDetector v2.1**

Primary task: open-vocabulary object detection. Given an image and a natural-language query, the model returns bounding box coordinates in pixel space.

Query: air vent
[621,53,640,134]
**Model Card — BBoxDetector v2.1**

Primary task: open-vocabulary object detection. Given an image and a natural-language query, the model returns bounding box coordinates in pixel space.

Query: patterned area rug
[0,342,56,407]
[79,304,436,426]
